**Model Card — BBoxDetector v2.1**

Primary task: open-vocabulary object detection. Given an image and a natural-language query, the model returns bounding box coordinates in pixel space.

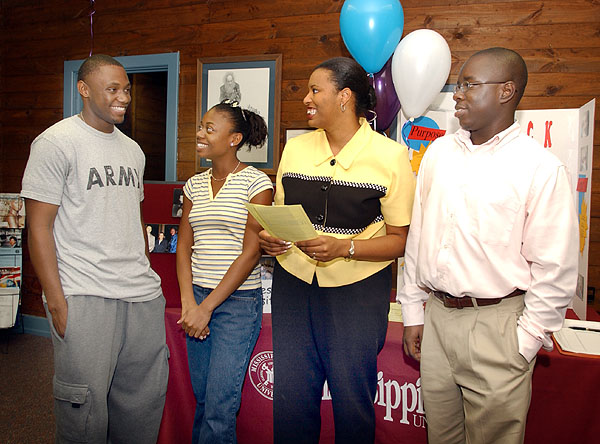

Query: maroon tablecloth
[157,308,600,444]
[145,184,600,443]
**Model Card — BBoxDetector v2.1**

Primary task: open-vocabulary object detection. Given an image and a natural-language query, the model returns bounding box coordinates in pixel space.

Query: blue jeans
[186,285,263,444]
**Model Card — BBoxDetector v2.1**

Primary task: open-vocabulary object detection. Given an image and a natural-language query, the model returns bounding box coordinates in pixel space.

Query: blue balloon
[340,0,404,74]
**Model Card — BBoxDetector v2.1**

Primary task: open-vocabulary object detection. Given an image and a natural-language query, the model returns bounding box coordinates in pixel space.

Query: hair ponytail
[315,57,376,118]
[212,100,268,150]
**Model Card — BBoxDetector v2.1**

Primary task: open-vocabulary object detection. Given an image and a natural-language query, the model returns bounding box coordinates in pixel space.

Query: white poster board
[397,96,595,320]
[260,256,274,313]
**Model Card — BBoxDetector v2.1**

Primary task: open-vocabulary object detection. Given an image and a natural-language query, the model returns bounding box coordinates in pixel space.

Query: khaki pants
[421,293,535,444]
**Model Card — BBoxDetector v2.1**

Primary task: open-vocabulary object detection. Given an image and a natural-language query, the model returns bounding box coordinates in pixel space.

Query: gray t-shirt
[21,116,162,301]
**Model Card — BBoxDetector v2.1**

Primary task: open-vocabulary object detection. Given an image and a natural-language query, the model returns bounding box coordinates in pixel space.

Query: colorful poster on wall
[396,96,595,320]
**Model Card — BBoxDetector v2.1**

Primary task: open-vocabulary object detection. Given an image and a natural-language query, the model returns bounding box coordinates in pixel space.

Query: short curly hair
[77,54,125,82]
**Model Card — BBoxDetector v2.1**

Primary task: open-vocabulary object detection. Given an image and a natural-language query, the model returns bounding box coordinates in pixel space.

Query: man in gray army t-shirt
[21,54,169,444]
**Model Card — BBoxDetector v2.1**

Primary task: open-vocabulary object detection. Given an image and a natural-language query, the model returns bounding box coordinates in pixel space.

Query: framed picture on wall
[171,188,183,218]
[151,224,179,254]
[196,54,282,175]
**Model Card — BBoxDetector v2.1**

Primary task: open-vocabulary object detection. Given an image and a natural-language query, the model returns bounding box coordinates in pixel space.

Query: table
[157,308,600,444]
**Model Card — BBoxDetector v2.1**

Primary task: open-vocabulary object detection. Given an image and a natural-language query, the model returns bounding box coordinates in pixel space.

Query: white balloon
[392,29,451,120]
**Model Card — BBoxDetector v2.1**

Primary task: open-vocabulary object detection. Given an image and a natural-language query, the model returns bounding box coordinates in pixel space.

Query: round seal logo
[248,351,274,400]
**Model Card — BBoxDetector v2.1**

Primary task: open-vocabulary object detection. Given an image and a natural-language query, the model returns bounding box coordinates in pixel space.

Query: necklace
[211,160,240,181]
[79,112,86,123]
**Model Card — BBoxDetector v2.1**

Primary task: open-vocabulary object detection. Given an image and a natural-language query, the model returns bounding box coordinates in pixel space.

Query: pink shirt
[398,122,578,362]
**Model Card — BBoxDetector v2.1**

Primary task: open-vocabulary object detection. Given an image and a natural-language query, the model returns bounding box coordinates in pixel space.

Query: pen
[568,326,600,333]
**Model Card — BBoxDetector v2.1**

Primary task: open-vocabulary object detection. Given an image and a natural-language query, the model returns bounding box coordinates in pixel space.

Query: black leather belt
[432,289,525,309]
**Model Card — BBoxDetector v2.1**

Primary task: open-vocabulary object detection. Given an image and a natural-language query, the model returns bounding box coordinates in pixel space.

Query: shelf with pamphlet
[0,193,24,330]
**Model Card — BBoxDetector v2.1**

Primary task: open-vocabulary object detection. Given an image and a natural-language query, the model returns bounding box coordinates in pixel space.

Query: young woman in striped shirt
[176,100,273,444]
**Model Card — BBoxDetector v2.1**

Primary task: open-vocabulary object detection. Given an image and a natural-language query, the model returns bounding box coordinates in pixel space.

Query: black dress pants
[271,262,391,444]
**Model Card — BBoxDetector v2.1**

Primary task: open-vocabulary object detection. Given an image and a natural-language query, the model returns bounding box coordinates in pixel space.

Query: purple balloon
[370,57,401,132]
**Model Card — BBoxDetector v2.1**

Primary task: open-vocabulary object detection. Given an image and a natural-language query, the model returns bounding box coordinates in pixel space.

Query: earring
[340,103,346,112]
[230,142,234,146]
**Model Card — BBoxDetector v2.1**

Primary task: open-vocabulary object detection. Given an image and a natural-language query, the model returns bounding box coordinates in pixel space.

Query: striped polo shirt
[184,165,273,290]
[275,118,415,286]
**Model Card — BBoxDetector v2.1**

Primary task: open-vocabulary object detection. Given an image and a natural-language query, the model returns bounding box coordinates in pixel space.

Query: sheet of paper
[388,302,403,323]
[245,203,318,242]
[553,319,600,355]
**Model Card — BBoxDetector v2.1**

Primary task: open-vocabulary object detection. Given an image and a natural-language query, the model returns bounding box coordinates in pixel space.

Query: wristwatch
[345,239,355,262]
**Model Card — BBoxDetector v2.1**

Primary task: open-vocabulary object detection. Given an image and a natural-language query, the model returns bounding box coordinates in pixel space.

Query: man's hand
[25,198,69,339]
[49,300,68,338]
[403,325,424,362]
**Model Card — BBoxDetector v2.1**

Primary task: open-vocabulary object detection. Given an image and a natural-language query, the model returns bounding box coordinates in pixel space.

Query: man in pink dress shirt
[398,47,578,444]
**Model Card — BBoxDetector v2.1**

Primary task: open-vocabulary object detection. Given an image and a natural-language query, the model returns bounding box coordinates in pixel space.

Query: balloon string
[88,1,96,57]
[367,73,376,130]
[402,120,413,146]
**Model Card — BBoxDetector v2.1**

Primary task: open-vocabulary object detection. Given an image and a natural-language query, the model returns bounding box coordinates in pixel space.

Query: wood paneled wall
[1,0,599,316]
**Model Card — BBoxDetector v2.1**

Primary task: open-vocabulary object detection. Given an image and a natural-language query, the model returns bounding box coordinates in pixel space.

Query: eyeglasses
[453,81,508,94]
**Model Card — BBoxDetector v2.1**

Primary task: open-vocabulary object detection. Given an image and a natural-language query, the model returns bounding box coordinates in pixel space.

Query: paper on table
[553,319,600,355]
[245,203,318,242]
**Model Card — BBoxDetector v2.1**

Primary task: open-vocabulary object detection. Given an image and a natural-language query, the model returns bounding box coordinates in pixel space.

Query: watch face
[345,239,355,262]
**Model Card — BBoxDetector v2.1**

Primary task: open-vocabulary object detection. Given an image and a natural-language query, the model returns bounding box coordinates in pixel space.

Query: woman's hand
[295,235,348,262]
[178,302,212,339]
[258,230,291,256]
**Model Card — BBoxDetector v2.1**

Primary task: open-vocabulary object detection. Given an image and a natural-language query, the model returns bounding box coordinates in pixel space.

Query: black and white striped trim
[282,172,331,182]
[314,214,384,235]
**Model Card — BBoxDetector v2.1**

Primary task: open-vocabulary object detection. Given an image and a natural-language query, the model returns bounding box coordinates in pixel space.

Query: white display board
[397,95,595,320]
[260,256,274,313]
